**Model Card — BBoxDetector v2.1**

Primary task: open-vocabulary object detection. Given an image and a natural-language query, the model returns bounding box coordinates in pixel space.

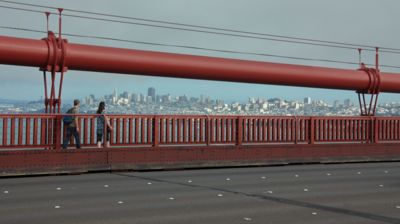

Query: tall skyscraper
[148,87,156,102]
[112,88,118,105]
[113,88,118,100]
[304,97,312,105]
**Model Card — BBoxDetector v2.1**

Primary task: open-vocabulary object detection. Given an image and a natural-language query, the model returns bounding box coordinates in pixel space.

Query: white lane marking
[243,217,252,221]
[54,205,61,209]
[169,197,175,200]
[304,188,309,192]
[266,190,273,194]
[312,212,317,215]
[118,201,124,204]
[3,190,9,194]
[379,185,384,188]
[226,178,231,181]
[56,187,62,191]
[104,185,109,188]
[326,173,331,176]
[396,205,400,209]
[261,176,266,179]
[384,171,389,174]
[147,182,152,185]
[217,194,223,197]
[187,180,193,183]
[294,174,299,178]
[357,172,362,175]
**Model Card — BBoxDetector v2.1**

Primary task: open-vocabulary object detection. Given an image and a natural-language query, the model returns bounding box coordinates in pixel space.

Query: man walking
[62,99,81,149]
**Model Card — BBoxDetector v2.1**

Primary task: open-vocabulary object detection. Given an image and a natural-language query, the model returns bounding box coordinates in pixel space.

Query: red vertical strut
[357,47,380,116]
[41,9,67,114]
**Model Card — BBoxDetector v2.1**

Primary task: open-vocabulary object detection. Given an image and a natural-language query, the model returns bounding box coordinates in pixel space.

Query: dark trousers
[97,129,111,142]
[63,126,81,149]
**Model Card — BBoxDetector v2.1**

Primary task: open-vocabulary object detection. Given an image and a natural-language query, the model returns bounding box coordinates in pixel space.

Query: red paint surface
[1,35,400,93]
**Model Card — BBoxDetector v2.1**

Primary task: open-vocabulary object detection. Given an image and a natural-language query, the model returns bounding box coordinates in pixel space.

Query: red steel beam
[1,35,400,92]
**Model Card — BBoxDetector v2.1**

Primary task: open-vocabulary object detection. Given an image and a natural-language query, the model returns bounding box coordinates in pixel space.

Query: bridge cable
[1,2,400,54]
[1,0,400,52]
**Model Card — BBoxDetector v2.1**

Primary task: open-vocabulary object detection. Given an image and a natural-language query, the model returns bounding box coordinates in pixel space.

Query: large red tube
[1,35,400,93]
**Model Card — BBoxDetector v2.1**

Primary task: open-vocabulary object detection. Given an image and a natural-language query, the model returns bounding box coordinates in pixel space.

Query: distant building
[146,96,153,103]
[121,91,130,99]
[304,97,312,105]
[216,99,224,106]
[148,87,156,102]
[85,94,95,105]
[113,88,118,101]
[344,99,351,107]
[161,94,171,103]
[249,97,256,104]
[131,93,139,103]
[261,102,268,110]
[278,100,288,108]
[333,100,340,108]
[140,93,146,103]
[178,95,188,103]
[190,97,199,103]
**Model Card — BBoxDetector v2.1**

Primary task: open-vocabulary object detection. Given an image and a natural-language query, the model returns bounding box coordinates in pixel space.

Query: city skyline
[2,85,400,105]
[0,86,361,105]
[83,87,356,105]
[1,0,400,104]
[2,86,399,116]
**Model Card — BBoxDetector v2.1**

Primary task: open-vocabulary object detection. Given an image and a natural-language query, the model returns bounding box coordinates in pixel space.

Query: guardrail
[1,114,399,150]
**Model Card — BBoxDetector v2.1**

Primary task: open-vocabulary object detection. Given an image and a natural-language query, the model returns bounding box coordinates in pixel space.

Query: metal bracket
[356,48,380,116]
[40,9,68,114]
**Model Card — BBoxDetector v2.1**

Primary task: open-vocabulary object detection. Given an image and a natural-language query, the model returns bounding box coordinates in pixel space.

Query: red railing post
[165,118,170,143]
[2,117,8,146]
[18,118,23,146]
[153,116,159,147]
[236,116,243,146]
[89,117,95,145]
[25,118,31,145]
[116,118,121,145]
[48,117,54,149]
[147,117,152,144]
[309,117,315,144]
[294,117,298,144]
[83,117,89,146]
[134,117,139,144]
[10,117,15,146]
[368,117,373,143]
[374,117,379,143]
[121,118,126,144]
[109,117,115,146]
[103,115,108,149]
[128,118,133,144]
[141,118,146,144]
[54,115,62,150]
[206,116,210,146]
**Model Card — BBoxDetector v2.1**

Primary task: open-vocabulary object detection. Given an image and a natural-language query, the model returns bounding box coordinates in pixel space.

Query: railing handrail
[2,113,400,119]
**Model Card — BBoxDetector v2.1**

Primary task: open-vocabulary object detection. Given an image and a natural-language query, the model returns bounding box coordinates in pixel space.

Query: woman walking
[96,101,112,148]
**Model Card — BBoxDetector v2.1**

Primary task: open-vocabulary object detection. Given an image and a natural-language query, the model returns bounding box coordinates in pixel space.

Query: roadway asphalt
[1,162,400,224]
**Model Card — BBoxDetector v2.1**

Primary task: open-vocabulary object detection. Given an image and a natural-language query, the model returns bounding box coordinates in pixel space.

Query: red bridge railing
[1,114,399,150]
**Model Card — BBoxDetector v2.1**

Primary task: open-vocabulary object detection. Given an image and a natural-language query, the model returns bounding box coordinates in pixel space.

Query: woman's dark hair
[97,101,105,114]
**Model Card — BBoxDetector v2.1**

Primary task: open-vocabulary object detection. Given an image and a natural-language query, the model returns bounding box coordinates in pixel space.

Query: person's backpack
[63,108,74,125]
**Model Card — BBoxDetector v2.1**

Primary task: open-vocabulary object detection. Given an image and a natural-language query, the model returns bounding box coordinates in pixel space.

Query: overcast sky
[0,0,399,103]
